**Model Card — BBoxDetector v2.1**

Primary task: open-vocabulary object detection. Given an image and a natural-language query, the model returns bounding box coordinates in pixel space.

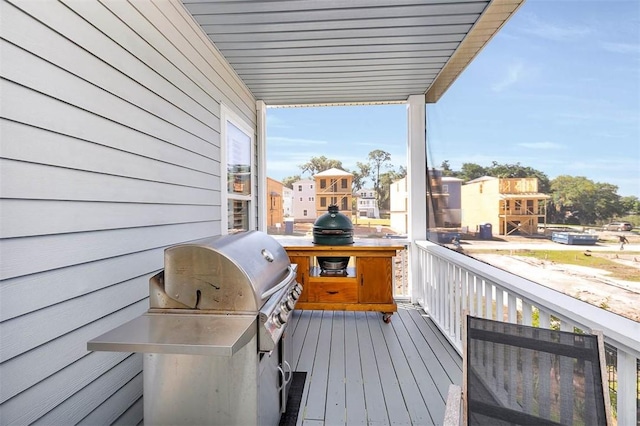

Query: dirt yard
[468,252,640,322]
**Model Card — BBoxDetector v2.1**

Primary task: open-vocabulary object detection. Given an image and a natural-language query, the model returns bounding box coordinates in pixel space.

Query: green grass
[350,217,391,226]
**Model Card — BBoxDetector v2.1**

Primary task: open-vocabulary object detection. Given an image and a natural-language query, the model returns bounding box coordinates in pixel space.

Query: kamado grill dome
[313,205,354,272]
[313,204,354,245]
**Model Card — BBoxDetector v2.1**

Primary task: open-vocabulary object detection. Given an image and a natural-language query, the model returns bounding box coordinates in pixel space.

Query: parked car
[602,222,633,231]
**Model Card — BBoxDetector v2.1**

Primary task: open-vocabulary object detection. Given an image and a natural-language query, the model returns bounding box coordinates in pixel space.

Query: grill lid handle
[261,266,295,300]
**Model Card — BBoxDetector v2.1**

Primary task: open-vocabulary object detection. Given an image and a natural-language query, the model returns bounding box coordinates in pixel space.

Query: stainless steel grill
[88,230,302,425]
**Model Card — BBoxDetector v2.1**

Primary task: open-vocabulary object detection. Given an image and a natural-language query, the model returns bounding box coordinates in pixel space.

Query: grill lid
[313,204,354,245]
[158,231,291,312]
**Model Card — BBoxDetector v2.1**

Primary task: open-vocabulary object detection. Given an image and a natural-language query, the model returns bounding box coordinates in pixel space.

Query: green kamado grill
[313,204,354,272]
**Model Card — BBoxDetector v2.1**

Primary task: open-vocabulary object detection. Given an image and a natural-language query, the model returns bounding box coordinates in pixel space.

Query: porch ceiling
[181,0,524,106]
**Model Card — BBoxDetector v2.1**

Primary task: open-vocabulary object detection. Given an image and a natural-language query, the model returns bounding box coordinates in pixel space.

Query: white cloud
[492,62,525,92]
[267,136,328,146]
[517,142,564,150]
[600,42,640,54]
[519,14,591,41]
[265,115,291,129]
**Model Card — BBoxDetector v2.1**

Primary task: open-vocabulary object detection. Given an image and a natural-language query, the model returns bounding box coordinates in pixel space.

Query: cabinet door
[357,257,393,303]
[288,255,309,302]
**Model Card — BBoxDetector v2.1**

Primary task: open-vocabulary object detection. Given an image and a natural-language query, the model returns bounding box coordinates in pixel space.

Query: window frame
[220,104,255,234]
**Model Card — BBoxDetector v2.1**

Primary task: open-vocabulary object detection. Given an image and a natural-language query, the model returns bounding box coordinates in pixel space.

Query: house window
[320,197,327,207]
[300,197,303,201]
[320,179,326,189]
[298,185,302,191]
[442,184,449,193]
[303,210,307,216]
[331,196,337,205]
[331,179,337,190]
[310,185,313,189]
[309,197,313,201]
[222,105,254,234]
[341,178,348,189]
[341,198,348,211]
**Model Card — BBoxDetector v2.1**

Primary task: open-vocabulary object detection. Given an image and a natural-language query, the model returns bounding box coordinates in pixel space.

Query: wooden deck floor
[289,304,462,426]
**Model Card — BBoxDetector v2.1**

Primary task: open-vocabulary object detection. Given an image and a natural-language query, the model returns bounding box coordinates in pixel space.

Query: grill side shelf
[87,314,257,357]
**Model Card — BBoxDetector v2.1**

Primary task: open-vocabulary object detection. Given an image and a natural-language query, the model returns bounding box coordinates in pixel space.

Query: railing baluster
[617,349,637,426]
[484,281,492,319]
[496,287,504,322]
[508,294,517,324]
[522,319,534,414]
[454,265,461,342]
[559,322,574,424]
[522,302,532,327]
[538,309,552,419]
[476,276,482,318]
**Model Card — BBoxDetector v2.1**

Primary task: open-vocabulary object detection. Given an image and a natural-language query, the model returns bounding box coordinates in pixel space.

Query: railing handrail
[415,240,640,356]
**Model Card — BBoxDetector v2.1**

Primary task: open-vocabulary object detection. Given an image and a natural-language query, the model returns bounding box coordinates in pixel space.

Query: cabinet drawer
[308,281,357,303]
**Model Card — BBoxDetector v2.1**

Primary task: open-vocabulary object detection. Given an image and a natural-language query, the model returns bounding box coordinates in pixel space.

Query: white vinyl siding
[0,0,256,424]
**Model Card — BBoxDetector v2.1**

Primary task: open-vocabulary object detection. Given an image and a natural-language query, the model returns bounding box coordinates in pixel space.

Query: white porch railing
[414,240,640,425]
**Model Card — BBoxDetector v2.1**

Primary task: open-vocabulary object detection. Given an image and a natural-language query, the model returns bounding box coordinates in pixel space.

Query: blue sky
[266,0,640,197]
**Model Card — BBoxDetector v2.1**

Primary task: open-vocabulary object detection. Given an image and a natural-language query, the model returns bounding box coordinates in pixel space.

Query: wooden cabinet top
[278,239,406,252]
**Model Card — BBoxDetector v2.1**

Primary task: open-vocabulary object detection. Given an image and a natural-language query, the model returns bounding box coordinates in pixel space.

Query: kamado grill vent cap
[313,204,354,246]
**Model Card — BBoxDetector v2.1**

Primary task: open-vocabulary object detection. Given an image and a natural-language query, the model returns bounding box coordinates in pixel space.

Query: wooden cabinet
[357,257,394,304]
[284,243,404,322]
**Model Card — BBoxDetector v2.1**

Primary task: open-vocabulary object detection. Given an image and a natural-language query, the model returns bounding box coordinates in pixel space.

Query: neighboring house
[441,177,463,226]
[266,177,284,227]
[390,177,409,234]
[427,170,448,229]
[314,168,353,217]
[283,186,293,218]
[355,188,380,218]
[390,173,462,234]
[461,176,550,235]
[291,179,316,221]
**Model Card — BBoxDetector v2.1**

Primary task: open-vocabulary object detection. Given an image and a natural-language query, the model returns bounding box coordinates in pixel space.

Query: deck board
[366,311,411,425]
[295,311,323,426]
[325,311,346,425]
[344,311,367,425]
[397,308,458,399]
[356,311,389,425]
[290,304,462,426]
[406,309,462,385]
[305,311,333,420]
[291,310,311,371]
[381,313,434,425]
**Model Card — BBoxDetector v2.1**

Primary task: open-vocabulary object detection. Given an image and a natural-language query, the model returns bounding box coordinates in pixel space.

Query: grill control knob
[277,310,288,325]
[273,310,287,328]
[285,295,295,311]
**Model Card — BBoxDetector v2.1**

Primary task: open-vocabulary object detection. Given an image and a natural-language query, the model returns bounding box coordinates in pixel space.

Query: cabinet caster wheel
[382,313,392,323]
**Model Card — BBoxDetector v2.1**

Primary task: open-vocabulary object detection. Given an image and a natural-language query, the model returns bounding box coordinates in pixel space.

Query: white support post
[616,349,638,426]
[256,100,267,232]
[407,95,427,304]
